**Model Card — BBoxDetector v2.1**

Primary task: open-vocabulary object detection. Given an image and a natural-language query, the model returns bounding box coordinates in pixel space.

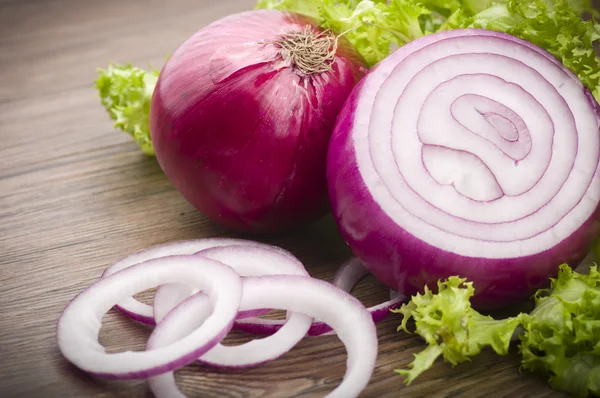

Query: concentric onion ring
[101,239,296,325]
[152,245,314,369]
[56,255,242,379]
[327,28,600,308]
[234,257,405,336]
[147,293,314,397]
[153,245,308,324]
[148,275,378,398]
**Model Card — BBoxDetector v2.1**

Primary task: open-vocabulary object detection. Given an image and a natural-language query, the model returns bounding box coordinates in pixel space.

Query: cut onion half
[57,255,242,379]
[148,275,378,398]
[234,257,405,336]
[101,238,295,325]
[327,28,600,308]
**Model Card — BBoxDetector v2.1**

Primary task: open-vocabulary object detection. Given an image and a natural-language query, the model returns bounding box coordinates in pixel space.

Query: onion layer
[57,256,242,379]
[148,276,378,398]
[152,244,313,369]
[327,28,600,308]
[58,241,381,397]
[234,257,405,336]
[150,10,366,233]
[101,238,295,325]
[153,244,308,323]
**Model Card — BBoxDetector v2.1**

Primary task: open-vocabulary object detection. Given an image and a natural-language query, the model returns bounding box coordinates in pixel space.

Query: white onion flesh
[353,30,600,257]
[57,255,242,379]
[332,257,369,291]
[148,275,378,398]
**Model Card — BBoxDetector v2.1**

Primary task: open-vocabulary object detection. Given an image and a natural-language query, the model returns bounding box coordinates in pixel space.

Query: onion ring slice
[57,255,242,379]
[152,245,313,368]
[153,245,308,323]
[333,257,370,291]
[148,275,378,398]
[234,258,406,336]
[101,239,294,325]
[149,290,312,369]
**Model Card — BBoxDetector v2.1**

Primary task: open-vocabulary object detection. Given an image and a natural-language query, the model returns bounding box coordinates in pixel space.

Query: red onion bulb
[150,10,365,233]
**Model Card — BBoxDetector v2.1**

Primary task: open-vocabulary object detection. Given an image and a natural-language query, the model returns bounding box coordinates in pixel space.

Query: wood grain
[0,0,586,397]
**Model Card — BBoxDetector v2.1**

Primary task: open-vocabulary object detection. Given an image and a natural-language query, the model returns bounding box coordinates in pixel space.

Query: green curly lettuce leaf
[257,0,600,102]
[419,0,591,17]
[394,264,600,397]
[256,0,429,66]
[96,64,159,156]
[442,0,600,102]
[318,0,399,67]
[518,264,600,397]
[255,0,320,19]
[392,276,522,384]
[417,0,501,16]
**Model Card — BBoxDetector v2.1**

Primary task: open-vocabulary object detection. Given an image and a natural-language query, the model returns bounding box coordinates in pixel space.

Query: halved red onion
[234,257,405,336]
[57,255,242,379]
[327,28,600,308]
[148,275,378,398]
[101,238,295,325]
[153,244,309,323]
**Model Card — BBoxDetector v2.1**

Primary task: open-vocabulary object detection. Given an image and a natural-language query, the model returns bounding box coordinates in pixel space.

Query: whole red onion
[150,10,366,233]
[327,29,600,309]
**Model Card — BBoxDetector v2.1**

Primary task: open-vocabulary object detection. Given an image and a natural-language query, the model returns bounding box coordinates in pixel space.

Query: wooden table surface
[0,0,584,397]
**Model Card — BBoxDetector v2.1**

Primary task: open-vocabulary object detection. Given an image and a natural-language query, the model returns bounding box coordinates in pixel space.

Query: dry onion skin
[327,28,600,308]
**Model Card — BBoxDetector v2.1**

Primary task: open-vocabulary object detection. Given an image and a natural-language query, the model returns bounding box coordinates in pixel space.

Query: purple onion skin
[150,10,365,234]
[327,43,600,310]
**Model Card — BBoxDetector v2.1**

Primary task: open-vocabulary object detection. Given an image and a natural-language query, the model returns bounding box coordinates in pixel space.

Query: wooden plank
[0,0,583,397]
